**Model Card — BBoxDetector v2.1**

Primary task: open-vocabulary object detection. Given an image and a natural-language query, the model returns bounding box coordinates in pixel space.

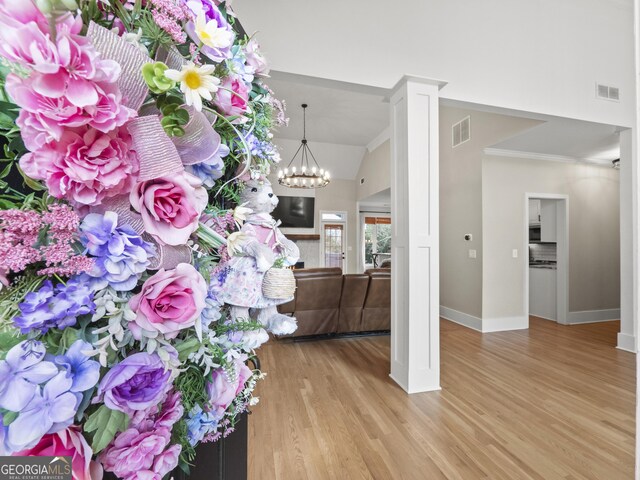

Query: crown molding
[483,148,615,168]
[366,127,390,153]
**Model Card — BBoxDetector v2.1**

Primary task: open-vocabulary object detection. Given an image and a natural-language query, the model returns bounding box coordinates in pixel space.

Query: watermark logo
[0,456,72,480]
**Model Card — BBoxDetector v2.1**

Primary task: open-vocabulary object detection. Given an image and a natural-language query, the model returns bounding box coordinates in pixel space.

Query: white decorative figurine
[212,175,300,337]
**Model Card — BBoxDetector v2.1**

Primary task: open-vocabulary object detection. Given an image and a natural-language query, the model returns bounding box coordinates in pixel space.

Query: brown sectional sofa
[278,268,390,337]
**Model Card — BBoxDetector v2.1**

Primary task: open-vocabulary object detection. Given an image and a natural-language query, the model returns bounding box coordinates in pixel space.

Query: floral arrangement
[0,0,293,478]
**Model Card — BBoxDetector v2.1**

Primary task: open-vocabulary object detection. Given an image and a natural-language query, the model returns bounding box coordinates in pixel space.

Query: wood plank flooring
[248,318,635,479]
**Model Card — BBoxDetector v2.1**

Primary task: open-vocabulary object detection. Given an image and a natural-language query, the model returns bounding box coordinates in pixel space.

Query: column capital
[390,75,448,95]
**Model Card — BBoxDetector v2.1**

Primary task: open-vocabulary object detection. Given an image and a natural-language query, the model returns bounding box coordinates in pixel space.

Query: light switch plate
[468,249,477,259]
[512,249,518,258]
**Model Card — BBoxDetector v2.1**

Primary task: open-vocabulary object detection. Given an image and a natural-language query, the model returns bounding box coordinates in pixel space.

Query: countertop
[529,261,557,270]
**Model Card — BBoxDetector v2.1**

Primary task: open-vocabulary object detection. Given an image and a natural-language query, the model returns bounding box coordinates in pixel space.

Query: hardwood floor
[248,318,635,479]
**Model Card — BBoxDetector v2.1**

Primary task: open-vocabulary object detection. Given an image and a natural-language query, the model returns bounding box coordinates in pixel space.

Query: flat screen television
[272,196,315,228]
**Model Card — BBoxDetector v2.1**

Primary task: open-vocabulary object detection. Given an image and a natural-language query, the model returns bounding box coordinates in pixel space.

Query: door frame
[524,193,569,325]
[359,212,392,272]
[319,210,348,271]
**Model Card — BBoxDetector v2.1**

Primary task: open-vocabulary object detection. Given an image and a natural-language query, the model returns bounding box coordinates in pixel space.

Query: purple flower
[243,132,281,163]
[0,340,57,412]
[54,340,100,393]
[94,352,172,414]
[186,404,220,446]
[7,372,80,452]
[79,212,155,291]
[13,279,95,334]
[186,142,228,188]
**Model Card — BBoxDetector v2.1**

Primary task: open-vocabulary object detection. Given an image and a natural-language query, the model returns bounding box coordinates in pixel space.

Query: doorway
[525,194,569,325]
[320,211,347,270]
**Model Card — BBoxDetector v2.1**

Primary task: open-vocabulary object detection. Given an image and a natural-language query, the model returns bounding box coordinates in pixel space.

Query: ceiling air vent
[452,116,471,147]
[596,83,620,102]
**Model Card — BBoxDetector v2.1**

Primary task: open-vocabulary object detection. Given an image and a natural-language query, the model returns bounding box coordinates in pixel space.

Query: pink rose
[206,355,252,414]
[214,75,249,120]
[130,171,207,246]
[152,444,181,477]
[19,126,138,206]
[14,427,103,480]
[129,263,207,339]
[99,428,170,479]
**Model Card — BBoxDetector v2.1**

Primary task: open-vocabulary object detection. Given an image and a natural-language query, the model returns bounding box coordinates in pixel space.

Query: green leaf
[174,108,190,125]
[84,405,130,453]
[2,410,18,426]
[0,162,11,180]
[17,165,45,192]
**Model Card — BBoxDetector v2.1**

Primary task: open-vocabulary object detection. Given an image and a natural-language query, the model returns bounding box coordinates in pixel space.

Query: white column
[619,129,636,352]
[389,76,445,393]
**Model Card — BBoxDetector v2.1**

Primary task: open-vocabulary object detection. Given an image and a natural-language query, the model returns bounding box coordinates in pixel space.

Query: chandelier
[278,104,330,188]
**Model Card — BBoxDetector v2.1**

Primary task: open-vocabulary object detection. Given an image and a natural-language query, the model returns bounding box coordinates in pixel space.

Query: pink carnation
[130,171,207,246]
[129,263,207,339]
[20,126,139,206]
[214,75,249,121]
[99,428,171,479]
[9,75,134,152]
[13,427,103,480]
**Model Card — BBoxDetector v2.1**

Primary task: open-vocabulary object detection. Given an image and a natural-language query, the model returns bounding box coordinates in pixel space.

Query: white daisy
[194,12,234,49]
[164,62,220,112]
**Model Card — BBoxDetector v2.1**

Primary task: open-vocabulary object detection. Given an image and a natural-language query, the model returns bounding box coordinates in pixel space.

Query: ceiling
[265,73,623,186]
[266,71,389,147]
[488,117,621,163]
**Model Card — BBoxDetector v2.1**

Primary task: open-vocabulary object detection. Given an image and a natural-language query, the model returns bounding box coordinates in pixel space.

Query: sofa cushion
[362,269,391,331]
[338,274,369,333]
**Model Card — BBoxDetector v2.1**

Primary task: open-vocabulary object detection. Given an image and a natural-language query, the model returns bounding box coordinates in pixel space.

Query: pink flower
[129,171,207,246]
[214,75,249,120]
[244,39,269,77]
[7,75,134,151]
[129,263,207,339]
[99,427,171,479]
[206,355,252,415]
[125,471,162,480]
[13,427,103,480]
[19,125,138,206]
[152,444,181,477]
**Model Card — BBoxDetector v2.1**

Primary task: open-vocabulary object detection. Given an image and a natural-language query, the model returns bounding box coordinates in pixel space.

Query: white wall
[356,140,390,201]
[236,0,635,128]
[440,107,541,318]
[482,156,621,325]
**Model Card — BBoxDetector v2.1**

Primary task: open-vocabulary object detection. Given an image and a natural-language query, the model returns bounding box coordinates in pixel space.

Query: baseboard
[567,309,620,324]
[481,316,529,333]
[616,333,636,353]
[439,306,482,332]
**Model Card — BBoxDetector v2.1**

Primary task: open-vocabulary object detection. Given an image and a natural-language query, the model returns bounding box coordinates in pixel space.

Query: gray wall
[482,156,620,321]
[439,107,541,318]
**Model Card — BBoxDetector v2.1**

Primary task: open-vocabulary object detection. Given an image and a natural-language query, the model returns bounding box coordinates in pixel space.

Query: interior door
[323,223,344,269]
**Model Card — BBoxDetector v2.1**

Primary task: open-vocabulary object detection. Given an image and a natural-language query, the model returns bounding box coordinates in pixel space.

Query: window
[364,216,391,268]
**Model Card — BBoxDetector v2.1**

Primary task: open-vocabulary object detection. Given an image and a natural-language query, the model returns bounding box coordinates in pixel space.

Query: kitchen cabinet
[529,199,541,225]
[529,267,557,321]
[540,200,557,242]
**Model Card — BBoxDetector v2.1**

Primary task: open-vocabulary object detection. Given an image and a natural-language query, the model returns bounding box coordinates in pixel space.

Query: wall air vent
[596,83,620,102]
[452,116,471,147]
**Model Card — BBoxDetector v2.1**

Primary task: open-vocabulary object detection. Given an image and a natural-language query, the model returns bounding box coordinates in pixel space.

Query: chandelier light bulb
[284,167,289,175]
[302,165,307,173]
[292,166,297,173]
[312,166,317,174]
